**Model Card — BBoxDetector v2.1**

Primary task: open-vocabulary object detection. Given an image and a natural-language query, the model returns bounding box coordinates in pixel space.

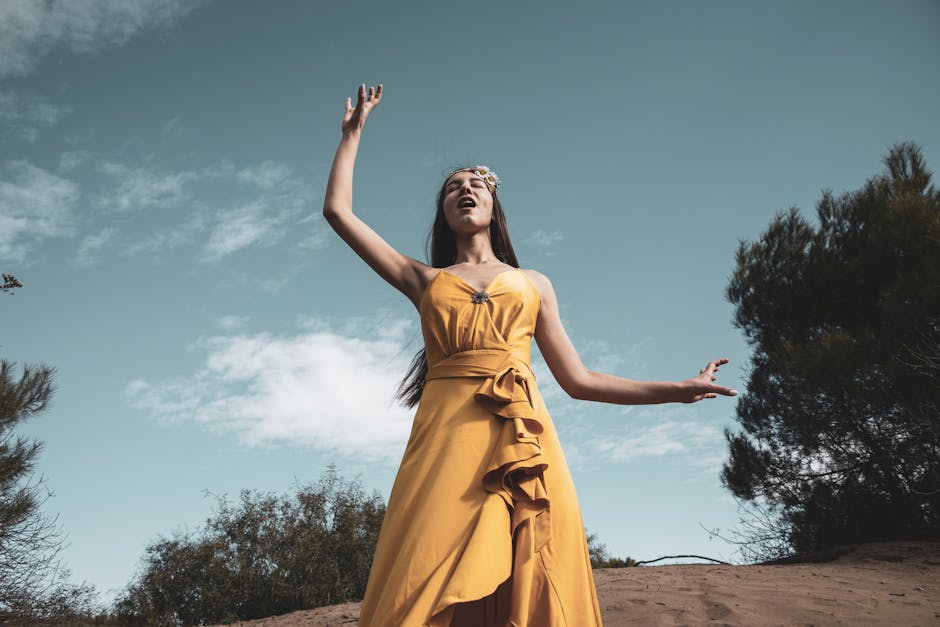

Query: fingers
[365,84,383,107]
[712,384,738,397]
[708,357,728,370]
[692,358,737,400]
[691,385,738,403]
[702,357,729,375]
[349,83,383,113]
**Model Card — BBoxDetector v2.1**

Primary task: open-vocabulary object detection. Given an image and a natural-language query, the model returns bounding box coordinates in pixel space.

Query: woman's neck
[453,233,498,265]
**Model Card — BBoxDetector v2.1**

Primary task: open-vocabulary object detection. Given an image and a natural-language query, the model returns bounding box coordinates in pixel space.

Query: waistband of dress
[424,348,534,381]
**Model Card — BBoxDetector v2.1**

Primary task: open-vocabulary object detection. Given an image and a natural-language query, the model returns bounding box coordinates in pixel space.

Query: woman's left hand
[342,83,383,135]
[681,358,738,403]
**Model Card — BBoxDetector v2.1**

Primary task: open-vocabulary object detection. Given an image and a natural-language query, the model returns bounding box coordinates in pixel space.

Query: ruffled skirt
[358,353,603,626]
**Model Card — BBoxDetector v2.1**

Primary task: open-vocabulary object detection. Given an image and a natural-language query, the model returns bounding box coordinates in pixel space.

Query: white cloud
[125,320,418,464]
[0,1,202,141]
[217,271,291,295]
[0,153,318,265]
[74,227,117,266]
[161,116,184,137]
[584,414,724,462]
[526,229,565,254]
[580,338,628,374]
[0,150,322,267]
[202,201,288,262]
[298,229,331,251]
[237,161,293,190]
[299,313,416,343]
[217,315,249,331]
[201,162,311,262]
[682,449,730,484]
[0,89,72,141]
[297,212,333,252]
[0,0,202,79]
[121,211,207,256]
[91,157,312,262]
[96,161,196,212]
[58,150,92,173]
[0,160,79,261]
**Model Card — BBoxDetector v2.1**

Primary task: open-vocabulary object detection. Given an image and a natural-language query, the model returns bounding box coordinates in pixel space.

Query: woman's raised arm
[322,83,429,307]
[529,270,738,405]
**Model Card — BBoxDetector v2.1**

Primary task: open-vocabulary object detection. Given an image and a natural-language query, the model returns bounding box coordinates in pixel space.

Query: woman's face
[442,170,494,234]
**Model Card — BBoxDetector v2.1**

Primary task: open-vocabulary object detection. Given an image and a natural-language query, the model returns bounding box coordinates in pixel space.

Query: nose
[460,179,480,195]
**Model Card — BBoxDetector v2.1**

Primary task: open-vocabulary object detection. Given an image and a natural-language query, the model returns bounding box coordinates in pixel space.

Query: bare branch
[635,554,731,566]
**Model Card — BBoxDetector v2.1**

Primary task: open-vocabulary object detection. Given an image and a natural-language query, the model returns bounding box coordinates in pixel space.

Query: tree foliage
[113,464,386,626]
[0,359,108,625]
[585,530,637,568]
[0,359,62,610]
[1,274,22,295]
[722,142,940,559]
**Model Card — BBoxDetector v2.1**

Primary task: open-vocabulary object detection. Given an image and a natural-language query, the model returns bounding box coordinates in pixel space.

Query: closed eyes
[447,179,486,191]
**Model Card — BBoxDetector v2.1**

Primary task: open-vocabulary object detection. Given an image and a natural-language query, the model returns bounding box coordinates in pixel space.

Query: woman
[323,83,737,627]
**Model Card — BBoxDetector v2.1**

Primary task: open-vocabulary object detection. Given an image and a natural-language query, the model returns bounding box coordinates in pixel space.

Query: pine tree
[0,359,65,614]
[1,274,23,295]
[722,142,940,558]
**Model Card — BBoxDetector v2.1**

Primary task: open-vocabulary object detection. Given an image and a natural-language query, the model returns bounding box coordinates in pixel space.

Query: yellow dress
[358,267,604,626]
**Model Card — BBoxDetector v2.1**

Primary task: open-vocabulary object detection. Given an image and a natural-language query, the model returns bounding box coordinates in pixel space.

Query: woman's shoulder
[519,267,550,286]
[518,267,554,301]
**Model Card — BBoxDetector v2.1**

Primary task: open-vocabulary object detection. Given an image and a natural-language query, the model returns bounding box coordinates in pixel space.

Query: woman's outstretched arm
[322,83,430,306]
[529,270,738,405]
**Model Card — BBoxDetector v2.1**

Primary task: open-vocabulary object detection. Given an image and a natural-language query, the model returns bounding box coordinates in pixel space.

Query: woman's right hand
[342,83,383,135]
[680,358,738,403]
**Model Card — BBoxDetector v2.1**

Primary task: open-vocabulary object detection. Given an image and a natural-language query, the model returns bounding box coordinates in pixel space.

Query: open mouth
[458,197,476,208]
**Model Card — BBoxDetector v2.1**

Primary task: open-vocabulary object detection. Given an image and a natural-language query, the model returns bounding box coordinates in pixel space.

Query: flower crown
[449,165,500,191]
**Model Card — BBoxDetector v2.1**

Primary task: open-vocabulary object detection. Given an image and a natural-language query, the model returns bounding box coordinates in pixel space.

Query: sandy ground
[213,541,940,626]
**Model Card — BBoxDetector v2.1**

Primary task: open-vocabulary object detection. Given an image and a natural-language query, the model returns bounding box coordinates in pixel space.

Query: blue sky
[2,0,938,607]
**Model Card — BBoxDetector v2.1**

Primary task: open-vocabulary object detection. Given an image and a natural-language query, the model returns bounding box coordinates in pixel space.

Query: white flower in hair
[472,165,500,190]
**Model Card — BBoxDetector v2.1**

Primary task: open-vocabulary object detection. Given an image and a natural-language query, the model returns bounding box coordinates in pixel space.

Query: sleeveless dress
[357,267,604,626]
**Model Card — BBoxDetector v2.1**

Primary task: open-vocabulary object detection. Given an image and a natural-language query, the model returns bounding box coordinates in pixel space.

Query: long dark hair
[394,167,521,409]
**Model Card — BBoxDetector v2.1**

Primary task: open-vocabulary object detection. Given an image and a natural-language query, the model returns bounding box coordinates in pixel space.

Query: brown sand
[213,541,940,626]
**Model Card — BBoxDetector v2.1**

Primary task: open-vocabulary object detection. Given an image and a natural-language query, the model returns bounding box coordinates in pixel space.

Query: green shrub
[114,464,385,626]
[586,530,636,568]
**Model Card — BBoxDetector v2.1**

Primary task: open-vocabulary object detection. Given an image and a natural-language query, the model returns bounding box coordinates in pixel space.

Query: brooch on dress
[471,290,490,304]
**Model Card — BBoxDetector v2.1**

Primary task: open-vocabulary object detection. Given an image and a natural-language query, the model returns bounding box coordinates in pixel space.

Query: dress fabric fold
[357,268,604,627]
